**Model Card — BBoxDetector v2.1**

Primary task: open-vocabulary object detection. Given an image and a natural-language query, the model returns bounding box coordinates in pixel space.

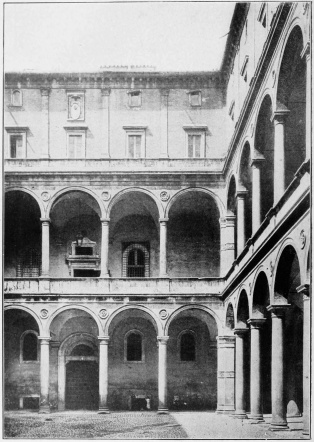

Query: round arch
[251,268,270,317]
[236,138,254,176]
[165,305,222,336]
[107,187,164,219]
[46,186,105,219]
[236,289,250,327]
[4,305,43,335]
[252,89,275,139]
[5,187,45,218]
[225,302,235,332]
[104,305,162,336]
[165,187,225,219]
[226,174,237,216]
[47,305,103,336]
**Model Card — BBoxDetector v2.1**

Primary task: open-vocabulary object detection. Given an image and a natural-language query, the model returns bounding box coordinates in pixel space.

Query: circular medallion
[160,191,170,202]
[99,309,109,319]
[41,192,50,201]
[40,309,49,319]
[300,230,306,249]
[159,309,168,320]
[101,191,111,201]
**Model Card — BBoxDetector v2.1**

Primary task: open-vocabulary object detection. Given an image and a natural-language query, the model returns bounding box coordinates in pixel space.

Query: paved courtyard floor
[4,410,309,440]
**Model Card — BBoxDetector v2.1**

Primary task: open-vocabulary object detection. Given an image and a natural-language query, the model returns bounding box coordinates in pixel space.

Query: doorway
[65,361,98,410]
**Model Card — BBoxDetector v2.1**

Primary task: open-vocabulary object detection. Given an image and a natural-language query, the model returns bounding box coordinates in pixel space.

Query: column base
[269,423,290,432]
[157,408,169,414]
[39,405,50,414]
[248,414,264,423]
[98,407,110,414]
[233,411,248,419]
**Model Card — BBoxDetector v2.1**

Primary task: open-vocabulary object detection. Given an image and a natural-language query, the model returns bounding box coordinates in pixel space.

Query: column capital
[40,217,51,224]
[40,87,51,96]
[38,336,51,343]
[98,336,110,344]
[267,304,291,318]
[236,189,248,199]
[216,335,235,346]
[297,283,310,297]
[301,41,311,60]
[101,88,111,96]
[157,336,169,345]
[251,157,265,168]
[233,328,249,337]
[271,102,290,123]
[100,217,110,224]
[247,318,266,329]
[159,218,169,223]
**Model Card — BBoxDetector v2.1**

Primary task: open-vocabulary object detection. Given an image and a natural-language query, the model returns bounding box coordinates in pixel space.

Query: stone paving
[4,410,310,439]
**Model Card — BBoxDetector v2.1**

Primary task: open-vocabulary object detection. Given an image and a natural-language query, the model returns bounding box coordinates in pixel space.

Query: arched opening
[168,191,220,277]
[4,309,40,410]
[49,191,101,277]
[109,191,159,277]
[252,272,271,414]
[236,290,250,412]
[277,27,306,188]
[239,143,252,241]
[225,303,235,331]
[167,308,218,410]
[5,191,41,277]
[255,95,274,220]
[108,308,158,410]
[227,176,237,256]
[50,308,100,411]
[274,245,303,416]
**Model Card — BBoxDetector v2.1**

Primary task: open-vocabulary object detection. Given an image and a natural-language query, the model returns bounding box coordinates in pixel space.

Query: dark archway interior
[239,143,252,241]
[168,192,220,277]
[227,176,238,256]
[5,192,41,277]
[226,303,235,331]
[255,95,274,220]
[236,290,250,412]
[277,26,306,188]
[66,361,98,410]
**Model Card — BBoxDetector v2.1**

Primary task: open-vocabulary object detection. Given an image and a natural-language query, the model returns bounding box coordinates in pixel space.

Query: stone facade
[4,2,311,435]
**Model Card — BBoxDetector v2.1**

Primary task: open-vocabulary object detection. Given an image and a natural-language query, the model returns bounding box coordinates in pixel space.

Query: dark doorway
[65,361,98,410]
[73,270,101,277]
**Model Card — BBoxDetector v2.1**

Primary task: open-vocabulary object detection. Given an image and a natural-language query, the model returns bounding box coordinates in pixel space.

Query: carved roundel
[160,191,170,202]
[40,309,49,319]
[41,191,50,202]
[159,309,168,320]
[99,309,109,319]
[300,230,306,249]
[101,191,111,201]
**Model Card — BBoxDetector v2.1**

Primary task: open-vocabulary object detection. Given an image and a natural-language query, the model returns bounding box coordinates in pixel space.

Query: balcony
[4,157,225,174]
[4,277,225,300]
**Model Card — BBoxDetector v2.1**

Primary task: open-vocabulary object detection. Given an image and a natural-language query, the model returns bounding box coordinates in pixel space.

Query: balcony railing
[4,157,225,173]
[4,277,225,298]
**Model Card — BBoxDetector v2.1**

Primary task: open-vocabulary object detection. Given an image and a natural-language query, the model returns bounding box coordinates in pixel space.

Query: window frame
[240,56,249,83]
[177,330,197,363]
[124,330,145,363]
[64,127,87,159]
[5,127,28,159]
[257,3,267,28]
[187,90,202,107]
[122,243,150,277]
[229,100,235,121]
[183,126,208,158]
[20,330,39,363]
[127,90,142,108]
[11,89,23,107]
[123,126,147,159]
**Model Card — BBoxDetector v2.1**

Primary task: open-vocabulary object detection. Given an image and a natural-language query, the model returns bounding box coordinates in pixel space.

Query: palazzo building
[4,2,311,434]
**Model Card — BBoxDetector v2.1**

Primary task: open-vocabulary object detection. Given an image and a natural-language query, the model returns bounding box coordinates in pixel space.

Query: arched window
[11,89,22,106]
[21,331,38,362]
[122,243,149,277]
[125,331,144,362]
[180,331,196,361]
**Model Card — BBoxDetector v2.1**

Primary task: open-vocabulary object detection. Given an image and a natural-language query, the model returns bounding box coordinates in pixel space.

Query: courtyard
[4,411,309,439]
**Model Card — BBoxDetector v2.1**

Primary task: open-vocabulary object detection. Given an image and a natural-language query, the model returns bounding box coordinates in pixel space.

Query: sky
[4,2,235,73]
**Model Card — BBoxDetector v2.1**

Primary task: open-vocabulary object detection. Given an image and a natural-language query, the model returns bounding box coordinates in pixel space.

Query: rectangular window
[187,90,201,107]
[258,3,267,28]
[128,135,142,158]
[10,134,24,158]
[128,90,141,107]
[68,134,83,158]
[188,134,201,158]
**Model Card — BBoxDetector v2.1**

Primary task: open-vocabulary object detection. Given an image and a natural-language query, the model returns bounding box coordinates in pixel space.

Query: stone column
[157,336,169,413]
[271,107,290,205]
[251,158,264,234]
[101,88,111,158]
[40,218,50,277]
[216,336,235,414]
[98,336,110,414]
[267,305,290,431]
[39,336,51,413]
[100,218,110,277]
[247,319,265,422]
[220,216,236,276]
[234,328,249,418]
[40,88,50,159]
[301,43,311,160]
[159,218,168,277]
[298,284,310,434]
[236,190,247,255]
[160,89,169,158]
